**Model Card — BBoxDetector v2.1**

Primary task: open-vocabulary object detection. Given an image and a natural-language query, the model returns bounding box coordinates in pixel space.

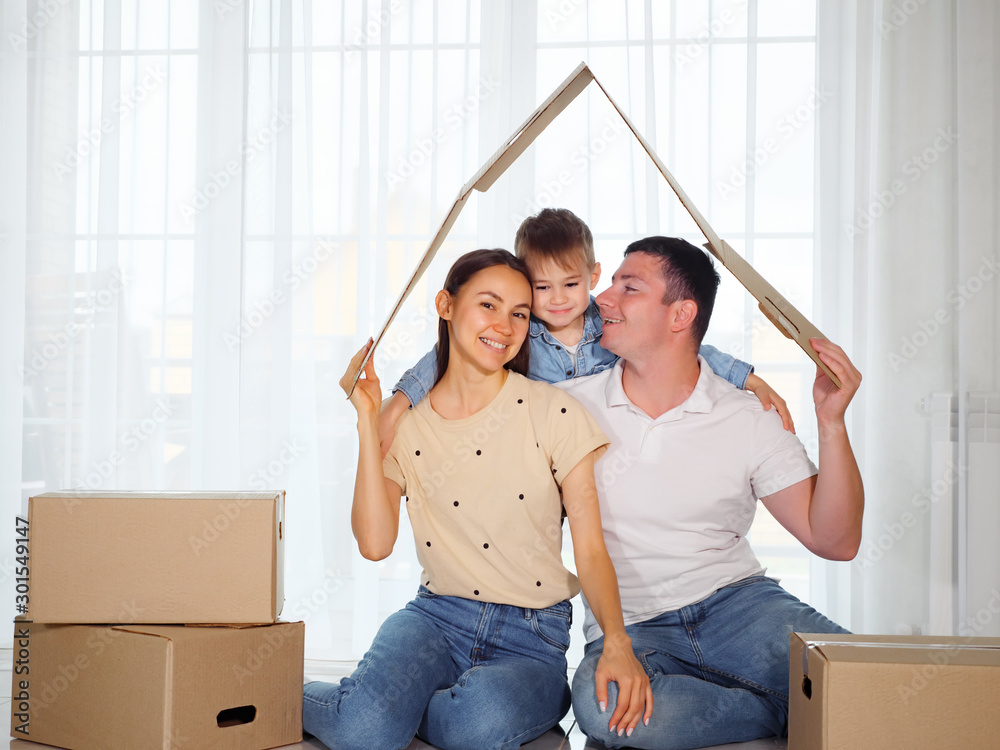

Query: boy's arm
[379,346,437,457]
[698,343,752,388]
[392,345,438,406]
[700,344,795,431]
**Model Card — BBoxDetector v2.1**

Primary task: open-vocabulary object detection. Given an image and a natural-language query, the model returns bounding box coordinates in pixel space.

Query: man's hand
[809,338,862,429]
[595,634,653,739]
[746,373,795,433]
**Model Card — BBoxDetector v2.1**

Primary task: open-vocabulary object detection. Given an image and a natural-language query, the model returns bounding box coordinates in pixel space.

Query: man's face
[595,252,675,359]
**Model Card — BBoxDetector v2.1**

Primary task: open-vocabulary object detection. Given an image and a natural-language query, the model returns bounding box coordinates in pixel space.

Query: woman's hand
[340,339,382,418]
[746,373,795,433]
[595,634,653,738]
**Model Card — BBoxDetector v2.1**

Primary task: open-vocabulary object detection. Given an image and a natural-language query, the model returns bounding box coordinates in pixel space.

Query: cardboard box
[789,632,1000,749]
[27,491,284,624]
[347,62,841,396]
[10,620,304,750]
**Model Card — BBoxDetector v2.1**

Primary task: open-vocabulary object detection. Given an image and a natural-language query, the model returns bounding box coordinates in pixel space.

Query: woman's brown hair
[435,249,532,384]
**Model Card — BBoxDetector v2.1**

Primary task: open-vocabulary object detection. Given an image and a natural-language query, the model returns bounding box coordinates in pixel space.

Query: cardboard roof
[349,62,840,394]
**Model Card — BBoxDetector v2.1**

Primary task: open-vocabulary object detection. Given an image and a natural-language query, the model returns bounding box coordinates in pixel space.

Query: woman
[306,249,651,750]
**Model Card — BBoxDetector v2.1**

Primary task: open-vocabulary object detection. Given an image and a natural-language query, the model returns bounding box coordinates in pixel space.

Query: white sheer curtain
[5,0,994,672]
[0,0,492,668]
[834,0,1000,636]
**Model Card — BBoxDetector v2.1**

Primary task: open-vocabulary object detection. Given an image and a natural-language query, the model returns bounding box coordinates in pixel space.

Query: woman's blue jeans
[303,586,572,750]
[572,575,850,750]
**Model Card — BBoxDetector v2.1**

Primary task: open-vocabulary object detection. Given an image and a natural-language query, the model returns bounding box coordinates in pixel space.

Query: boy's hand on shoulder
[746,373,795,433]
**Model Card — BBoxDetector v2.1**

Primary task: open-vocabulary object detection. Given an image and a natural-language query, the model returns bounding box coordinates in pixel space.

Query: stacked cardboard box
[11,491,304,750]
[789,632,1000,749]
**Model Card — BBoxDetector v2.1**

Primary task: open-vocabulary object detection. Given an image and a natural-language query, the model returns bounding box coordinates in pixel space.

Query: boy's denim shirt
[392,297,752,406]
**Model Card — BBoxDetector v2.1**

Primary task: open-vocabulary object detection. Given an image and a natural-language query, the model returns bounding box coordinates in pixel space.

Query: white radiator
[928,393,1000,636]
[965,393,1000,637]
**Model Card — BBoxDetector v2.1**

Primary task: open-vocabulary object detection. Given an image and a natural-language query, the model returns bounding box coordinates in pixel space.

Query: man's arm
[759,339,864,561]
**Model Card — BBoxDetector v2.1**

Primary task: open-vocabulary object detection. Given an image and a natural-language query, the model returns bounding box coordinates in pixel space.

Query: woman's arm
[563,452,653,738]
[340,340,404,560]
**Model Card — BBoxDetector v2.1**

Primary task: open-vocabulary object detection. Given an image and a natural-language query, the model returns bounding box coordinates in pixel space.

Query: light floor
[1,667,787,750]
[4,723,788,750]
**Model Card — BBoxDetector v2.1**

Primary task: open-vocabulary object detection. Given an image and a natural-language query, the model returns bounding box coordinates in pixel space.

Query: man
[559,236,863,748]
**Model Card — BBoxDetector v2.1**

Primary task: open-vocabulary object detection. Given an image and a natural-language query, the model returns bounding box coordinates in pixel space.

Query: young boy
[379,208,790,446]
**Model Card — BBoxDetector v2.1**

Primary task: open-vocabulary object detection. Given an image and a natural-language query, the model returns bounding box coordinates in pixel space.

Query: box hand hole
[217,705,257,727]
[801,676,812,700]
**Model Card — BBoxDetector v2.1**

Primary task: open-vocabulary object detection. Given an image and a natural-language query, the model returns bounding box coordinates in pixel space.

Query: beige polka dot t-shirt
[383,371,609,608]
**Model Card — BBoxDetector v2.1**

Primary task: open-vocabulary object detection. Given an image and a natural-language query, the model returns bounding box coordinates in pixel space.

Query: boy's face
[525,248,601,332]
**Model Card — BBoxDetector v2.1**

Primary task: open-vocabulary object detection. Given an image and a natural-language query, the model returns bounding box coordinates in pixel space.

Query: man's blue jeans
[303,586,572,750]
[572,575,849,750]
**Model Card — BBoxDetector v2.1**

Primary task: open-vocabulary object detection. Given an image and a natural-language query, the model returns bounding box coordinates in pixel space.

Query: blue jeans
[303,587,572,750]
[572,575,849,750]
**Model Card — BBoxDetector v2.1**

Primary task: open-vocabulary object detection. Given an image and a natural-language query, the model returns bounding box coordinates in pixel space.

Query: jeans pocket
[530,607,571,653]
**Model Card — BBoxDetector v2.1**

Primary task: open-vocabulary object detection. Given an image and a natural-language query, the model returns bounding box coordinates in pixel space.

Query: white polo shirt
[558,357,817,642]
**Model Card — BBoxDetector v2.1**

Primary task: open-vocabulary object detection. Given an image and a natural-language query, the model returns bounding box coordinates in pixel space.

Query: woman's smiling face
[440,264,532,373]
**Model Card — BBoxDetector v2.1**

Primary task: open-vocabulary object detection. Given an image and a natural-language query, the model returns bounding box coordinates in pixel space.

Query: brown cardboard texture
[10,620,304,750]
[348,62,840,395]
[27,491,284,624]
[789,632,1000,749]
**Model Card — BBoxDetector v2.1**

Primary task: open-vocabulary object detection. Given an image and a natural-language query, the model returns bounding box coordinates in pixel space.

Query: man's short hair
[514,208,595,270]
[624,236,720,345]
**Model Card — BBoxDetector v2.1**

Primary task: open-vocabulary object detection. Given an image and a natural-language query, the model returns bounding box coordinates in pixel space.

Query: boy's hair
[623,236,721,345]
[514,208,595,270]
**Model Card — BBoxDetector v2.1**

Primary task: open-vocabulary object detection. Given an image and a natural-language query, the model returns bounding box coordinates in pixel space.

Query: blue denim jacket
[392,297,753,405]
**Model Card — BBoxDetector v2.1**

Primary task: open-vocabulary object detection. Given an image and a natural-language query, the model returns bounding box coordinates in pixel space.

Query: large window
[10,0,832,664]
